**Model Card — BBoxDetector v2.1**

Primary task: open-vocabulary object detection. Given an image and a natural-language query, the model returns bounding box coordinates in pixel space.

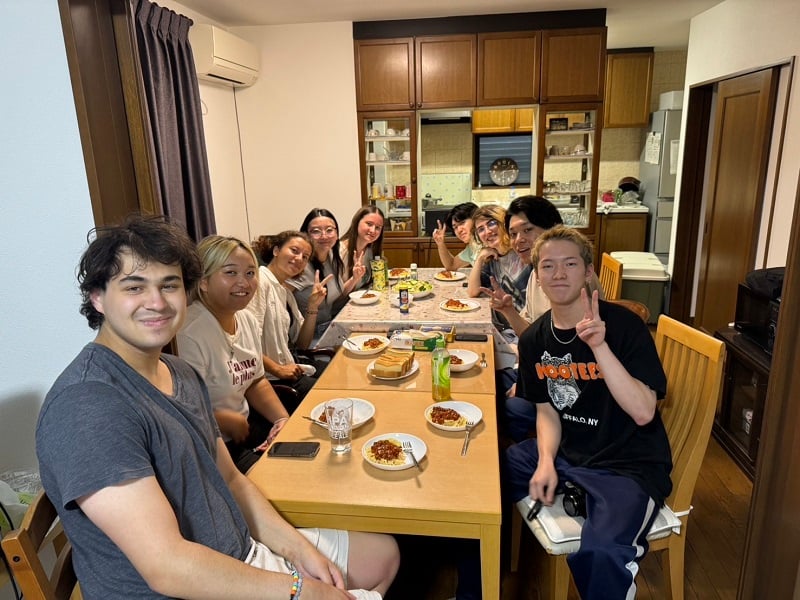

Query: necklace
[550,314,578,345]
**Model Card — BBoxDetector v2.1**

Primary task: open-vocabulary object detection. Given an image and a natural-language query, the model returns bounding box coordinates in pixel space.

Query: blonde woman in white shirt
[249,231,331,400]
[178,235,292,474]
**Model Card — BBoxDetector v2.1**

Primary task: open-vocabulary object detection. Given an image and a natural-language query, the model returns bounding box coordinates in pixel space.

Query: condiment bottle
[397,281,410,314]
[431,337,451,401]
[409,262,418,280]
[370,256,387,291]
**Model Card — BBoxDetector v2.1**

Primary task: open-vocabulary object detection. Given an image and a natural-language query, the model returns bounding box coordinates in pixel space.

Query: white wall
[233,22,362,237]
[0,2,94,474]
[682,0,800,268]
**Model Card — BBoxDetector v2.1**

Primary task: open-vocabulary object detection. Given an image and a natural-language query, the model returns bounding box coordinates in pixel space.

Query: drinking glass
[325,398,353,454]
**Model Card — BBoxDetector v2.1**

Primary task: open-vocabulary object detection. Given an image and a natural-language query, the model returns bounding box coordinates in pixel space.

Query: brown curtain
[134,0,216,241]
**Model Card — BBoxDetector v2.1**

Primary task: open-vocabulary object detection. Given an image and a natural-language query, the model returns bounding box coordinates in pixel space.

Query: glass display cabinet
[536,104,601,234]
[358,111,417,236]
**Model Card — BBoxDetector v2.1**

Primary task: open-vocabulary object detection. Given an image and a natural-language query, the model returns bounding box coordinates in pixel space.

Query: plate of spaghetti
[439,298,480,312]
[424,401,483,432]
[434,270,467,281]
[362,433,427,471]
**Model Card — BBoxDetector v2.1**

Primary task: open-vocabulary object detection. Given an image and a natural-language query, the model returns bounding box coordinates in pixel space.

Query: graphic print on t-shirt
[227,356,259,387]
[536,351,603,411]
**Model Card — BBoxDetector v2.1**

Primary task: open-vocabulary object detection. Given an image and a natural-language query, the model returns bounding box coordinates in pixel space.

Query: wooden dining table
[247,337,503,599]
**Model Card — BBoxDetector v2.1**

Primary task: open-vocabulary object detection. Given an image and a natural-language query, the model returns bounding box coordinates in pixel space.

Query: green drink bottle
[431,337,451,401]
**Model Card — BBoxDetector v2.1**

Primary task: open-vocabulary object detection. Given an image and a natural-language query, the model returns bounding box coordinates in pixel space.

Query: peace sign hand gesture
[432,219,446,245]
[309,269,334,311]
[479,276,513,311]
[575,288,606,348]
[352,249,366,281]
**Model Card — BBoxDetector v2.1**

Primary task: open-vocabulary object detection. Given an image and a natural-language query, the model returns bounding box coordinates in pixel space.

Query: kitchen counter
[596,203,649,214]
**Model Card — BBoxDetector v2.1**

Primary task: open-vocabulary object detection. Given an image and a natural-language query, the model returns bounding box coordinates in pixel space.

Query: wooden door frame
[58,0,159,226]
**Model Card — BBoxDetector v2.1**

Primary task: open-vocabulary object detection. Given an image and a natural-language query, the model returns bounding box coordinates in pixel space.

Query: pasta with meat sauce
[366,439,406,465]
[429,406,466,428]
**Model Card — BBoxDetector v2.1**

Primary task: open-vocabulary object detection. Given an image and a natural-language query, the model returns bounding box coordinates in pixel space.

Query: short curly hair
[78,215,202,330]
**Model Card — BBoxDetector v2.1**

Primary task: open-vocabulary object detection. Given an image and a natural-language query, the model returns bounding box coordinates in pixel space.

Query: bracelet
[289,569,303,599]
[273,417,289,426]
[306,309,318,315]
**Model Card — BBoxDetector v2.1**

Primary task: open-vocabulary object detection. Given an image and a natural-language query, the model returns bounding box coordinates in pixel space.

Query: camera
[562,481,587,518]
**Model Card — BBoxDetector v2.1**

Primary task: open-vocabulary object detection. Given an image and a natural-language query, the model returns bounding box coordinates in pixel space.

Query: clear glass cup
[325,398,353,454]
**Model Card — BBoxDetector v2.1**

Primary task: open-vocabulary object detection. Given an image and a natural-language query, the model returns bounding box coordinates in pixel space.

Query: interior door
[694,68,778,334]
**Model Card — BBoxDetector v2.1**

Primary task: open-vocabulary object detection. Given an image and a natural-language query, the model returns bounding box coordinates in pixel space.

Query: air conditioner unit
[189,24,259,87]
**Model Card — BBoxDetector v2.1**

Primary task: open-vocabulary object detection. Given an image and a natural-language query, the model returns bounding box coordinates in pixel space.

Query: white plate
[348,290,381,305]
[362,433,427,471]
[387,269,411,280]
[367,358,420,381]
[447,349,479,372]
[434,270,467,282]
[392,281,434,298]
[344,334,390,356]
[439,298,480,312]
[309,398,376,430]
[389,293,414,307]
[424,401,483,432]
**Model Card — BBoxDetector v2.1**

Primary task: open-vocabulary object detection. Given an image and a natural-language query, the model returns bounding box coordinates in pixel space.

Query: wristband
[306,309,318,315]
[289,569,303,599]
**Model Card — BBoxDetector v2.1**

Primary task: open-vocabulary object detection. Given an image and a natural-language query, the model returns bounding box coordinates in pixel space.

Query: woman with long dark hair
[339,205,384,290]
[291,208,366,343]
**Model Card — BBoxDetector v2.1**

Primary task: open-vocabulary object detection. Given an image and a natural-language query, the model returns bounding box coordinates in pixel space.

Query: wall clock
[489,157,519,186]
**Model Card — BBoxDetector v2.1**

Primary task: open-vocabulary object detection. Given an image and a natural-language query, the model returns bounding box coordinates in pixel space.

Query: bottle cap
[435,337,446,349]
[410,263,417,269]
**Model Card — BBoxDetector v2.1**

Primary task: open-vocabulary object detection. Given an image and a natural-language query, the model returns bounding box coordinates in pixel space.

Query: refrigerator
[639,109,682,266]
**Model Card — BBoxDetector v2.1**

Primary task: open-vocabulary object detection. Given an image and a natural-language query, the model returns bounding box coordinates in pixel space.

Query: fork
[402,441,422,471]
[461,420,475,456]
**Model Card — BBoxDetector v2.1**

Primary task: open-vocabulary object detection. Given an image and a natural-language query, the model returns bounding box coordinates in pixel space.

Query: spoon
[479,352,488,368]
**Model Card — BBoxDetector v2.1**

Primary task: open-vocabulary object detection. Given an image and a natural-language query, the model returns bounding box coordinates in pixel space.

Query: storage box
[659,90,684,111]
[610,251,670,324]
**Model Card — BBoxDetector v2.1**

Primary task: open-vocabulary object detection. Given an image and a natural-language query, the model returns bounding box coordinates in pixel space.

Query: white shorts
[244,529,382,600]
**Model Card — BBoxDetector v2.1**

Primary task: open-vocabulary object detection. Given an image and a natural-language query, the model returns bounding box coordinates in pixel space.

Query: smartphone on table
[267,441,321,458]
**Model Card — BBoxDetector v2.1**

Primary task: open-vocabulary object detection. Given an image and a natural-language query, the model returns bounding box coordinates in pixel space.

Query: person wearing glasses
[431,201,480,271]
[339,206,384,290]
[291,208,366,344]
[466,204,532,323]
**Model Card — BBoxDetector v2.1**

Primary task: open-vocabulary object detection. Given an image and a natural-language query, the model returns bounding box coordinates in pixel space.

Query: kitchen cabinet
[477,31,540,106]
[354,38,415,111]
[596,211,647,256]
[604,49,654,128]
[415,34,477,109]
[358,111,418,236]
[537,104,601,234]
[354,35,476,111]
[472,108,534,133]
[540,27,607,103]
[713,327,770,480]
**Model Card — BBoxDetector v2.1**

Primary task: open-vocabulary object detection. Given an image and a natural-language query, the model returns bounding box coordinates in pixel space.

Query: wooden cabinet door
[514,107,535,132]
[472,109,515,133]
[604,50,654,128]
[415,34,476,109]
[477,31,539,106]
[354,38,415,111]
[598,213,647,256]
[382,241,418,269]
[540,28,607,103]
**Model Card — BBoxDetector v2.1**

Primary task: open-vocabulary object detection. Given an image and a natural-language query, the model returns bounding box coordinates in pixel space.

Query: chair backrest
[654,315,726,513]
[598,253,623,301]
[609,298,650,322]
[1,490,77,600]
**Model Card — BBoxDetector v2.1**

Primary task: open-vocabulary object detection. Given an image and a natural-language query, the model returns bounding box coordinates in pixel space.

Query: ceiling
[175,0,725,49]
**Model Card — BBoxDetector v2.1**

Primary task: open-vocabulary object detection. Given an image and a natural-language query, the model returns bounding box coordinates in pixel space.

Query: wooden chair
[1,490,81,600]
[510,315,726,600]
[598,252,623,301]
[610,298,651,323]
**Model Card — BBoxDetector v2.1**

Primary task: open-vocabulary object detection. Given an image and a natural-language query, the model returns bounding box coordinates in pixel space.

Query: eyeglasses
[475,219,499,237]
[308,227,337,238]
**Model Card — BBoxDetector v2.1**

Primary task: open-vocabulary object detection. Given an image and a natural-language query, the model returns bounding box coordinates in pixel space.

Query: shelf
[544,154,593,162]
[365,135,411,142]
[546,128,595,136]
[366,160,412,166]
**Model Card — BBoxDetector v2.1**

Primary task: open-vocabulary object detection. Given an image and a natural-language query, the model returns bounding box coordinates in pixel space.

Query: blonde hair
[530,225,594,271]
[195,235,259,302]
[471,204,511,253]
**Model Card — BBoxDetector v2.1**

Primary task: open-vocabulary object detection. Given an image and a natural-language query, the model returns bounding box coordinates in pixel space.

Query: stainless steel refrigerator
[639,109,682,265]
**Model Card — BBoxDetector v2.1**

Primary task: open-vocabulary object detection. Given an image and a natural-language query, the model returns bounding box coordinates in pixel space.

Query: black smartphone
[455,333,489,342]
[267,441,320,458]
